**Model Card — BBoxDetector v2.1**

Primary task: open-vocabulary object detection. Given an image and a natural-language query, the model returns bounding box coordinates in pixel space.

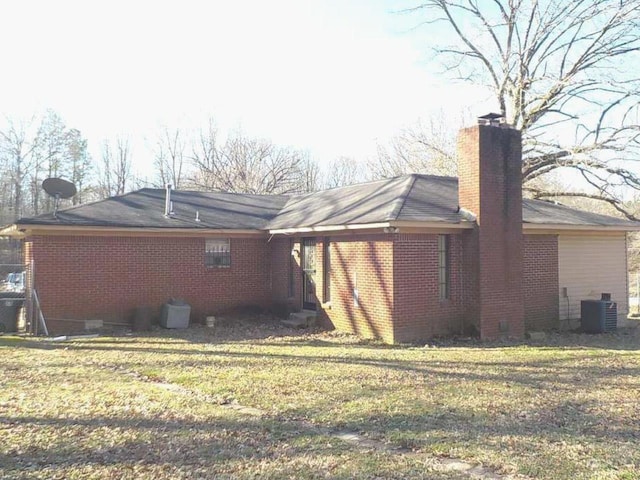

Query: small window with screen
[205,239,231,267]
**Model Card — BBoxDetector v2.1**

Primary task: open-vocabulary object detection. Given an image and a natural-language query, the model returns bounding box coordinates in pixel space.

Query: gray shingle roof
[12,174,639,231]
[522,197,633,227]
[17,189,288,229]
[267,175,465,229]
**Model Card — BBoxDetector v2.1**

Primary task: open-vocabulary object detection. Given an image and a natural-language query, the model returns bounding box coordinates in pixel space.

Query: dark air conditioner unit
[580,293,617,333]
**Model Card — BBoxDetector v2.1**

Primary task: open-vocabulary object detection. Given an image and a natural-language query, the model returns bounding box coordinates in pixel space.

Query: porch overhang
[268,220,475,235]
[0,224,24,238]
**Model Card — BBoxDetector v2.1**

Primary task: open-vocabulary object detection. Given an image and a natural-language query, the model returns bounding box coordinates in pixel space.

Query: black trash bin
[0,291,24,333]
[133,306,152,332]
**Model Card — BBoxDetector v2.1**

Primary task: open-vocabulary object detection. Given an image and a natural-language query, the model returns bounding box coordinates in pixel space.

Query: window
[323,237,331,302]
[438,235,450,300]
[205,239,230,267]
[288,238,295,298]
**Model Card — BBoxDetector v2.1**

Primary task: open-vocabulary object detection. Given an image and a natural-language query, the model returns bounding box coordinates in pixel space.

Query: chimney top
[477,112,506,127]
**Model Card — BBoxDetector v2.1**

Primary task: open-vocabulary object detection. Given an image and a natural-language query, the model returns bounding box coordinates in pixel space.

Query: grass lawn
[1,317,639,479]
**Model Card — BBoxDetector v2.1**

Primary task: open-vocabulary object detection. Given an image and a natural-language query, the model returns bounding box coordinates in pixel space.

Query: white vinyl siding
[558,234,628,325]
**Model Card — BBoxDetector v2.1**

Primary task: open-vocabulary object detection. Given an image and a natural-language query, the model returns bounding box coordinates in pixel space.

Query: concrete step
[281,310,317,328]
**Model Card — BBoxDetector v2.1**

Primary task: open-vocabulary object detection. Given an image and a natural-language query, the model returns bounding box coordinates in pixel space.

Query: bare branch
[189,125,316,194]
[404,0,640,218]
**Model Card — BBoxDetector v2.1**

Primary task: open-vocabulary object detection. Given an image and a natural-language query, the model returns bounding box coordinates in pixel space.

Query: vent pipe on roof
[164,184,172,217]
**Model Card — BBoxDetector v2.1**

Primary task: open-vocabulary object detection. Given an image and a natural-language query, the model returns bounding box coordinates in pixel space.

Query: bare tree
[31,109,66,214]
[99,137,132,197]
[64,129,91,205]
[324,157,365,188]
[190,126,311,194]
[0,111,96,217]
[189,119,221,190]
[0,116,39,220]
[369,113,460,179]
[300,155,321,192]
[0,153,14,225]
[154,127,186,189]
[406,0,640,218]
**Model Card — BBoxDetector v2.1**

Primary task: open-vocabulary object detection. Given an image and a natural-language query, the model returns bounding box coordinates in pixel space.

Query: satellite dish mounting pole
[53,193,61,219]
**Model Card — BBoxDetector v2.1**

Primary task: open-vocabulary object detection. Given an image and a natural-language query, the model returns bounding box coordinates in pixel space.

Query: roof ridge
[273,177,395,217]
[287,176,392,199]
[140,187,292,199]
[385,174,417,221]
[411,173,458,181]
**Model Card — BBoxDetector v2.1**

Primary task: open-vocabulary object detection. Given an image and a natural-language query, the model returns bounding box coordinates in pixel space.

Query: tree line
[3,0,640,225]
[2,102,640,229]
[0,111,364,225]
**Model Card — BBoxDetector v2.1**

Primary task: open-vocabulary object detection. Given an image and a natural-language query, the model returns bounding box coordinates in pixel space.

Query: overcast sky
[0,0,495,177]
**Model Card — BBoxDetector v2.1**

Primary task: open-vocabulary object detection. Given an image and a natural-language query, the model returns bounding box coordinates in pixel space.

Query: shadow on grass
[3,330,640,479]
[1,397,638,479]
[9,338,639,394]
[130,322,640,352]
[7,323,639,352]
[0,414,342,474]
[340,403,640,440]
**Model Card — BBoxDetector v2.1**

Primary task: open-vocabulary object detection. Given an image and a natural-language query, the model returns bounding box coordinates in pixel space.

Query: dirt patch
[115,312,327,345]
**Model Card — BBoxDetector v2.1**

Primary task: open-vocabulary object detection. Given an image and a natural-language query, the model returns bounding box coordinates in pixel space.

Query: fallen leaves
[0,322,639,479]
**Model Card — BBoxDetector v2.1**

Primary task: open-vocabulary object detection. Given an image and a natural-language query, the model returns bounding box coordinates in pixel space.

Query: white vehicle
[3,272,25,292]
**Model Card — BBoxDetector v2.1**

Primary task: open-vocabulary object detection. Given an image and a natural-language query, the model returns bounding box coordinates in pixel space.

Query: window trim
[205,238,231,268]
[323,237,331,303]
[288,238,295,298]
[438,234,450,301]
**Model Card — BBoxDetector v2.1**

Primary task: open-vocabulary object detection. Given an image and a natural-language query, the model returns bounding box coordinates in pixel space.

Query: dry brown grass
[1,318,639,479]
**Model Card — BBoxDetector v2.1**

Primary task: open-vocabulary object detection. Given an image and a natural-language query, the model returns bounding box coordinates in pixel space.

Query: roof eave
[523,222,640,233]
[9,219,637,238]
[0,224,24,238]
[11,224,267,237]
[268,220,474,234]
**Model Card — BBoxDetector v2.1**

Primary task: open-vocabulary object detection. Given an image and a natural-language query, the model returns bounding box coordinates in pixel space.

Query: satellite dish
[43,178,77,199]
[42,178,77,218]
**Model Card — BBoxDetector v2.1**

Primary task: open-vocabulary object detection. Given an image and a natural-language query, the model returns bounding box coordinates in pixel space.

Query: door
[302,238,317,310]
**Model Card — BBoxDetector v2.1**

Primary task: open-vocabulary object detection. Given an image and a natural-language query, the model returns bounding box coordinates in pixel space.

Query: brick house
[2,121,639,342]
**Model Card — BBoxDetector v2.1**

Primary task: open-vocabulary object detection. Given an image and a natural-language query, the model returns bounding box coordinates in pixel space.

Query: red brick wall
[392,234,465,343]
[461,229,479,334]
[523,234,559,330]
[26,230,561,340]
[22,240,35,333]
[458,124,525,339]
[29,235,273,333]
[314,237,328,325]
[319,235,395,342]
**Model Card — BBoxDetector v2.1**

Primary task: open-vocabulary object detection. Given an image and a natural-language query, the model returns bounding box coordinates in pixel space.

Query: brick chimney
[457,115,525,339]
